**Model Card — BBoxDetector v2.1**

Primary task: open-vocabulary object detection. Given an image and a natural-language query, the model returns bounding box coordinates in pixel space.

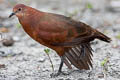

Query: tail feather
[63,43,93,70]
[83,45,93,67]
[71,47,90,69]
[96,30,111,43]
[63,56,72,69]
[65,52,84,69]
[70,49,89,69]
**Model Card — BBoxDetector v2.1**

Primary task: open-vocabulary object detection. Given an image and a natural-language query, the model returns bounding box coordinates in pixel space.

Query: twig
[103,67,107,80]
[101,57,109,80]
[44,49,54,71]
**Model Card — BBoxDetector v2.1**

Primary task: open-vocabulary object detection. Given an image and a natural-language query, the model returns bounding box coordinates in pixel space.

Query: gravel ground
[0,0,120,80]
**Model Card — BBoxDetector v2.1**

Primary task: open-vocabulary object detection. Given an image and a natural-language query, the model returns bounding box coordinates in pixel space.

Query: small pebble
[13,36,20,42]
[0,64,5,68]
[0,49,13,57]
[2,37,14,46]
[0,49,21,57]
[37,57,45,62]
[0,27,9,33]
[78,78,85,80]
[65,78,71,80]
[97,73,104,78]
[58,79,64,80]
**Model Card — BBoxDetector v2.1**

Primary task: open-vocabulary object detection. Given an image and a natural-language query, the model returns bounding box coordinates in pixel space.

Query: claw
[50,56,70,78]
[50,71,69,78]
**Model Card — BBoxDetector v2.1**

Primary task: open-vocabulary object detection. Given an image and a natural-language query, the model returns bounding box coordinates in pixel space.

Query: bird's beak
[9,12,16,18]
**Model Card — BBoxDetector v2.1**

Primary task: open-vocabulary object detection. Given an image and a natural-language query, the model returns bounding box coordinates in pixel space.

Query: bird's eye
[18,8,22,11]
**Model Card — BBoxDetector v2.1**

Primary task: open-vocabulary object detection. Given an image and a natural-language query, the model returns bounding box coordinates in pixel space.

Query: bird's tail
[63,43,93,70]
[95,30,111,43]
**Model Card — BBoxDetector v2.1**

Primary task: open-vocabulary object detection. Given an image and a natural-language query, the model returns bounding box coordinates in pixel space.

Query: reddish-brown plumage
[9,4,111,76]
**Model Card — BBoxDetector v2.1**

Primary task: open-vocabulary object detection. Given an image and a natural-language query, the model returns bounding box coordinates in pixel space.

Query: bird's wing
[49,13,96,46]
[36,13,95,46]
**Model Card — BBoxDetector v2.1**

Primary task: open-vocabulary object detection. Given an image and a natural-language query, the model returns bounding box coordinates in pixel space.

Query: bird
[9,4,111,77]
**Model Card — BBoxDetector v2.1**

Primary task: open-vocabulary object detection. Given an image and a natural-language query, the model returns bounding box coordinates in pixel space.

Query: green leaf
[116,33,120,39]
[44,48,50,54]
[101,58,108,66]
[16,23,21,28]
[87,3,93,9]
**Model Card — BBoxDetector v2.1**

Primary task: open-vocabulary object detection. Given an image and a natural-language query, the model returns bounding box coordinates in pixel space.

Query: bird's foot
[50,71,69,78]
[79,53,85,59]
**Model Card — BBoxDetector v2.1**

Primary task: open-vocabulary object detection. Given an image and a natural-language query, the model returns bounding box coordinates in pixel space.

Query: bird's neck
[18,7,45,39]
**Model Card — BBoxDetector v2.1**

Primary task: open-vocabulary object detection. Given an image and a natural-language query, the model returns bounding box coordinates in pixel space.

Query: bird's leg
[50,56,69,77]
[80,45,86,59]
